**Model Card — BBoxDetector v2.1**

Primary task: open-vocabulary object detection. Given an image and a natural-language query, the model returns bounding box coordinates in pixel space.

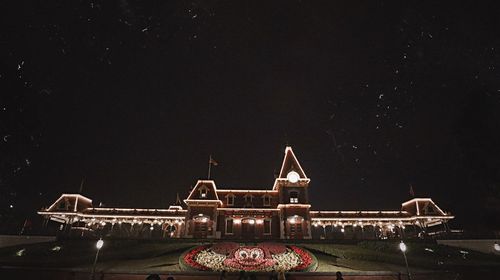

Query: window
[264,219,271,235]
[263,195,271,206]
[226,219,233,234]
[226,195,235,206]
[244,194,253,203]
[290,191,299,204]
[199,187,208,198]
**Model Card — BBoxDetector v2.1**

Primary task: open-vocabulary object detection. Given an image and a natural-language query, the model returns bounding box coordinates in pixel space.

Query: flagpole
[208,155,212,179]
[79,177,85,193]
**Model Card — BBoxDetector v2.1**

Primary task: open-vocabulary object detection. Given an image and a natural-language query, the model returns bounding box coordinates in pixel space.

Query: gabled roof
[46,194,93,212]
[401,198,447,216]
[184,180,222,205]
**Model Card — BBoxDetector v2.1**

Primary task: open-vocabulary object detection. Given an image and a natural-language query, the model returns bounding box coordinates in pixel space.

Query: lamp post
[399,241,411,280]
[494,242,500,252]
[91,238,104,280]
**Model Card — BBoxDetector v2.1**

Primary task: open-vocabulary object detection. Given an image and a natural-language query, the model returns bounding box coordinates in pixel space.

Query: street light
[494,242,500,252]
[399,241,412,280]
[91,238,104,280]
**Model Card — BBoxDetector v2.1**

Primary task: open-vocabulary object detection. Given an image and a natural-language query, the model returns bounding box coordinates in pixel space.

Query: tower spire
[175,192,182,206]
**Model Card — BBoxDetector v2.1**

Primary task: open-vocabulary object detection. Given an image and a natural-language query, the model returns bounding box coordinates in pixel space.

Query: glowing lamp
[248,219,255,225]
[399,241,407,252]
[286,171,300,183]
[256,219,264,224]
[494,243,500,252]
[96,239,104,250]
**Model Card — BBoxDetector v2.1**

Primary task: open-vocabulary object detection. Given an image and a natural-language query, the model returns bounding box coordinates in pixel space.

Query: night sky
[2,1,500,232]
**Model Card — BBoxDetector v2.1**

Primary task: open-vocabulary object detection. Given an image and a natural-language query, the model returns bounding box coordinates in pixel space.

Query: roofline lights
[47,194,93,211]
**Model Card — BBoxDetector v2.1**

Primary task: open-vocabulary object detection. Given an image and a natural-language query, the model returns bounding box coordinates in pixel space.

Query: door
[287,215,304,239]
[193,216,209,238]
[241,218,256,239]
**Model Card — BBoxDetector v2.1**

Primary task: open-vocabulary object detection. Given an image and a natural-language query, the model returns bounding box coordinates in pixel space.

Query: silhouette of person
[146,274,161,280]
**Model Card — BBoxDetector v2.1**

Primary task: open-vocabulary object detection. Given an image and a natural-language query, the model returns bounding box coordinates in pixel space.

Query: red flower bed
[288,245,313,271]
[182,245,210,271]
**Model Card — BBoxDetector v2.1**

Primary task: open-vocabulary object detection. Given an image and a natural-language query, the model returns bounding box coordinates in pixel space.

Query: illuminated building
[38,147,454,239]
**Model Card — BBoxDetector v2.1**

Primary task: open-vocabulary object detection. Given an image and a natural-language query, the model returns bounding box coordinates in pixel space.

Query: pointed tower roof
[175,193,182,206]
[278,146,308,179]
[273,146,310,190]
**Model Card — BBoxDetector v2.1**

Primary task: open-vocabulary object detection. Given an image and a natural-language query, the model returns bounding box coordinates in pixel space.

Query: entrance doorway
[241,218,256,239]
[193,215,209,238]
[287,215,304,239]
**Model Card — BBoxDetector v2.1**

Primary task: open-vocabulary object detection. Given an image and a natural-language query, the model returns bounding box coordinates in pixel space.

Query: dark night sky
[1,1,500,231]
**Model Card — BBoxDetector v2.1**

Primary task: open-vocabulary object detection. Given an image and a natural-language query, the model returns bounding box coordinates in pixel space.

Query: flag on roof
[409,184,415,197]
[209,155,218,166]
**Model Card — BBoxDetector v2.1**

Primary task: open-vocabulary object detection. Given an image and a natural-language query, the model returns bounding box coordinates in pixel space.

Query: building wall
[215,212,281,239]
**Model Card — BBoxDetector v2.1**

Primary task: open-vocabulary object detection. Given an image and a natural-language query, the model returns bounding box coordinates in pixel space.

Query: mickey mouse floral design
[181,242,317,272]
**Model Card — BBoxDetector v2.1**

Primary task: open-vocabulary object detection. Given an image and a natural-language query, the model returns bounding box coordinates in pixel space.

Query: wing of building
[38,146,454,239]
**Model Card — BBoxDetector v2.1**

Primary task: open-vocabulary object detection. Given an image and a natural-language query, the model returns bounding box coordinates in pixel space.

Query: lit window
[226,219,233,234]
[200,188,208,198]
[290,191,299,204]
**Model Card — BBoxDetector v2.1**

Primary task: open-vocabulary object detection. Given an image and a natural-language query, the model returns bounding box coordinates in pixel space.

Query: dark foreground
[1,239,499,279]
[0,267,467,280]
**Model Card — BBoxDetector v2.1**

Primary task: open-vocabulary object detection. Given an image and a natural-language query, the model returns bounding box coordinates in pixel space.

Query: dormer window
[263,195,271,206]
[226,194,235,206]
[244,194,253,206]
[199,186,208,198]
[290,191,299,204]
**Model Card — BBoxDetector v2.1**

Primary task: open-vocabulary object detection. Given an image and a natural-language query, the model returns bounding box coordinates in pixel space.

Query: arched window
[290,191,299,203]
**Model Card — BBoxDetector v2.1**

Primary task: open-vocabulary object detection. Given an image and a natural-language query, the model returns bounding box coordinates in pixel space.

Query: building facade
[38,147,454,239]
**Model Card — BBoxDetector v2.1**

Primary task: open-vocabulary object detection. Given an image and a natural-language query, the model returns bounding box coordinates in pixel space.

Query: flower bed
[180,242,317,272]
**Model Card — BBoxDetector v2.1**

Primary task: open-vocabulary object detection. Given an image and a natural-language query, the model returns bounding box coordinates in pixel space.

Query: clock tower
[273,146,312,239]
